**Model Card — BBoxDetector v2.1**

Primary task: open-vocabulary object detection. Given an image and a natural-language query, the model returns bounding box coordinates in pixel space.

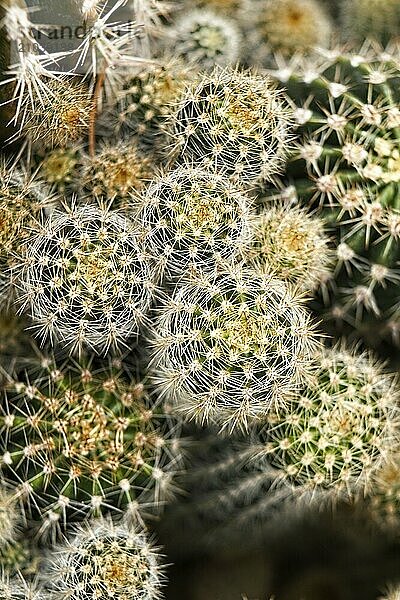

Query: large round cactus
[271,47,400,345]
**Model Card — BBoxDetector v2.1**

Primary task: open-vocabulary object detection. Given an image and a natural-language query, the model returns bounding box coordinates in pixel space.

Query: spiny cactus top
[0,573,46,600]
[44,519,164,600]
[21,78,92,149]
[340,0,400,45]
[135,166,253,279]
[81,141,154,203]
[166,9,242,70]
[13,202,159,355]
[239,0,332,60]
[263,346,399,498]
[168,66,294,183]
[149,267,318,432]
[0,356,180,530]
[0,162,49,262]
[271,48,400,344]
[103,60,190,149]
[246,202,332,291]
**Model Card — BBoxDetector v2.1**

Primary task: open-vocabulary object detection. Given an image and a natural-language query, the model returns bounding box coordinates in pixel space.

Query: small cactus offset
[43,518,164,600]
[149,266,319,431]
[168,65,294,183]
[271,47,400,345]
[135,166,254,280]
[0,355,181,530]
[163,9,242,70]
[340,0,400,46]
[13,202,159,355]
[246,201,332,291]
[238,0,332,62]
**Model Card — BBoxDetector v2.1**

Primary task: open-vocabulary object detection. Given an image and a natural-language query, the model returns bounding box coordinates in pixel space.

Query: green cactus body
[264,347,399,494]
[0,357,180,531]
[271,48,400,344]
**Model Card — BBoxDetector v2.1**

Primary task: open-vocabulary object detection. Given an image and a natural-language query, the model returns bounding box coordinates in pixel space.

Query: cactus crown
[240,0,332,58]
[44,519,164,600]
[168,9,241,70]
[135,166,253,278]
[247,202,332,290]
[14,202,159,355]
[81,142,154,202]
[150,267,318,431]
[263,346,399,495]
[169,66,294,183]
[21,78,92,149]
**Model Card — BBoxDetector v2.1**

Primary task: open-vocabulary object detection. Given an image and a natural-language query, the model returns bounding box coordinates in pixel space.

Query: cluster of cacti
[2,0,400,599]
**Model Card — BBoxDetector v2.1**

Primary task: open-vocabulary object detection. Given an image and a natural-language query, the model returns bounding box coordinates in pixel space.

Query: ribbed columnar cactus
[263,346,399,497]
[149,266,318,431]
[246,203,332,290]
[165,10,241,70]
[135,166,253,279]
[13,202,159,355]
[0,356,180,530]
[168,66,294,183]
[239,0,332,61]
[340,0,400,45]
[44,519,164,600]
[271,48,400,345]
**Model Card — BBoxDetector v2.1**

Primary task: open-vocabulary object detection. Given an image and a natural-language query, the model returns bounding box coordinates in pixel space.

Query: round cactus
[340,0,400,45]
[149,266,318,432]
[168,66,294,183]
[44,519,164,600]
[0,355,181,530]
[135,166,253,280]
[239,0,332,60]
[0,162,51,303]
[102,60,190,149]
[81,141,154,203]
[263,346,399,498]
[22,77,92,148]
[38,147,79,194]
[165,9,242,70]
[271,48,400,345]
[246,202,332,291]
[13,202,159,355]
